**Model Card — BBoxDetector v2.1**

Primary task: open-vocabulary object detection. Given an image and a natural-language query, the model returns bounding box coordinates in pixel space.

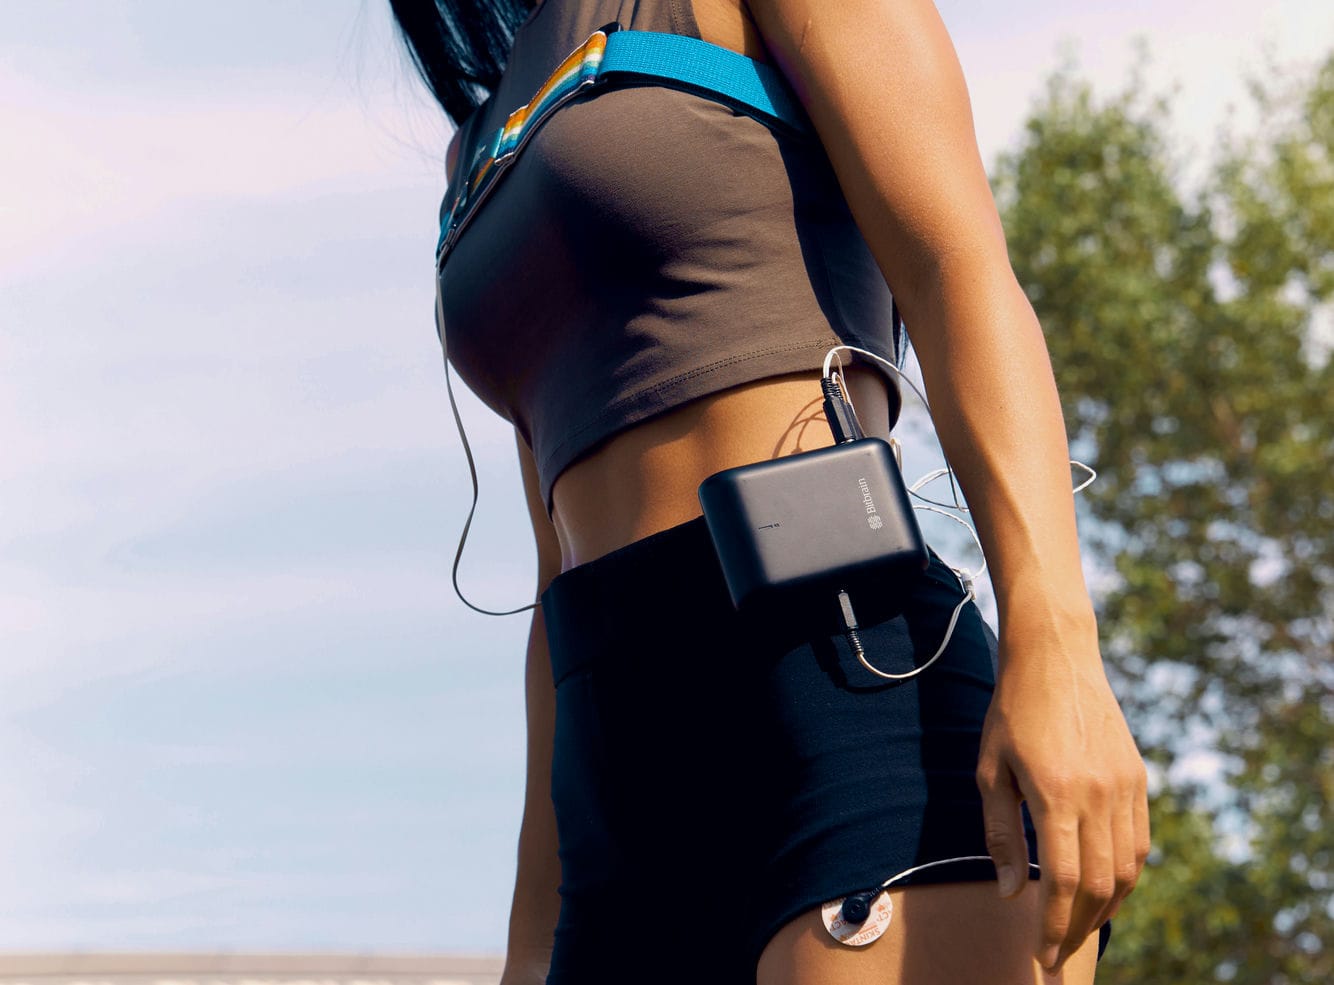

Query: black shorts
[539,514,1111,982]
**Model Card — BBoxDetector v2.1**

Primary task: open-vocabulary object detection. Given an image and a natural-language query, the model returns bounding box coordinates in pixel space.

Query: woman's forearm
[900,258,1101,668]
[896,255,1150,974]
[501,606,562,983]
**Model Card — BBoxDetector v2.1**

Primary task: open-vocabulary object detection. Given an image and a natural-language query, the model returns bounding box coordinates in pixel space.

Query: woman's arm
[747,0,1149,973]
[500,428,564,985]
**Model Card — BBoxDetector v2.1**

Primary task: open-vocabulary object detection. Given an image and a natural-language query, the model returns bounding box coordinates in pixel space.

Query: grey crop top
[437,0,903,519]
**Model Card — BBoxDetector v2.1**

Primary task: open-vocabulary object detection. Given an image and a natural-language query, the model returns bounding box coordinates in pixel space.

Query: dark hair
[389,0,533,127]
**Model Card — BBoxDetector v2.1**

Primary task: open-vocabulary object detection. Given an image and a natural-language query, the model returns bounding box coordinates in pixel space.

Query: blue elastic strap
[437,27,816,258]
[598,30,814,140]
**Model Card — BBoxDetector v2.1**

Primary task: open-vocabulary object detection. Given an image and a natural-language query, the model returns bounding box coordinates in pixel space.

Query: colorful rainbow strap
[435,21,816,268]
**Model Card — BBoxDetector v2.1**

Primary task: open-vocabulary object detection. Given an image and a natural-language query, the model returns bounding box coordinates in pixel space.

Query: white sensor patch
[821,893,892,946]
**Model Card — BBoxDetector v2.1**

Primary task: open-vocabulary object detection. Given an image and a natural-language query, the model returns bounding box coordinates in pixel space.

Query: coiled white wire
[822,342,1096,588]
[819,344,1095,682]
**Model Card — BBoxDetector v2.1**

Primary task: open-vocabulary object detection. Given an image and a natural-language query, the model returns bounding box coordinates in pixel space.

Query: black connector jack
[821,376,865,445]
[825,378,870,659]
[837,588,866,663]
[822,378,873,661]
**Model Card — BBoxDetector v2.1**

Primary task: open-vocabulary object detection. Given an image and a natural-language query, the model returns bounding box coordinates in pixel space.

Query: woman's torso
[449,0,901,573]
[550,362,897,571]
[550,0,897,570]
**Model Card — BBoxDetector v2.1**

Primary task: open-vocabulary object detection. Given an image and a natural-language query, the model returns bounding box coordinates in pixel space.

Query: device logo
[858,477,884,530]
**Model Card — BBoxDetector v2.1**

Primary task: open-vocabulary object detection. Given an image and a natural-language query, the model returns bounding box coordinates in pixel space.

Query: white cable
[823,344,967,512]
[851,581,974,681]
[436,276,540,617]
[1072,460,1097,494]
[821,342,1095,515]
[825,339,1099,681]
[913,502,989,585]
[829,352,858,419]
[878,856,1040,893]
[821,341,1095,593]
[909,467,971,511]
[823,344,934,420]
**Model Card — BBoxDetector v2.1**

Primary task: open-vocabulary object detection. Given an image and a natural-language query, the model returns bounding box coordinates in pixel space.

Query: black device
[697,427,928,639]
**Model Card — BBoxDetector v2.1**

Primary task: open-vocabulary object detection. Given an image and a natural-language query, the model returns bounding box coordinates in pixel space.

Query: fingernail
[1040,946,1060,971]
[997,865,1018,896]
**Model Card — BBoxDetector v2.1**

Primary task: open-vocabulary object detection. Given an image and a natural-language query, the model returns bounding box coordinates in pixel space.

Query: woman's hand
[976,615,1150,975]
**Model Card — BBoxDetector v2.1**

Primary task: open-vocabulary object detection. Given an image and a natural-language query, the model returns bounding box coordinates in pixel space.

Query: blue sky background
[3,0,1331,956]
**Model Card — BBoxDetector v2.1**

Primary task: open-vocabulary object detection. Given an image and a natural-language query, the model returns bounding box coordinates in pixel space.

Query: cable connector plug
[821,377,864,444]
[841,888,883,925]
[954,566,975,599]
[837,588,866,660]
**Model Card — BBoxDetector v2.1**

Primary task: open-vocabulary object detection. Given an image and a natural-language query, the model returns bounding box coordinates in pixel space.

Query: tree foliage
[992,51,1333,984]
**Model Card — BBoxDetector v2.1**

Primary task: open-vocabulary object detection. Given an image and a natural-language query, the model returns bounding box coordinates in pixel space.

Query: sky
[3,0,1332,957]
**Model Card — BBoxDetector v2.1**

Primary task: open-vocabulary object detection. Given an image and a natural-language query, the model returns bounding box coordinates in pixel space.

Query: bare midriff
[548,363,896,571]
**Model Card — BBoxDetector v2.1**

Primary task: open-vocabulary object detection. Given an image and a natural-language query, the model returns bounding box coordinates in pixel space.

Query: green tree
[991,51,1333,984]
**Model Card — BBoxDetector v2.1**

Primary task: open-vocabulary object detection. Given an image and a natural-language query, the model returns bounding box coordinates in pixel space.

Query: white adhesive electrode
[821,893,893,945]
[822,857,1042,947]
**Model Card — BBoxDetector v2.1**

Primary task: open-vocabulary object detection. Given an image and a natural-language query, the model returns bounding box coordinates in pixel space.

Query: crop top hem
[539,333,893,518]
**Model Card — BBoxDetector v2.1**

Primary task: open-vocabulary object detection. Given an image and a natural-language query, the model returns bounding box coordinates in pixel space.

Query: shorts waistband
[539,514,737,685]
